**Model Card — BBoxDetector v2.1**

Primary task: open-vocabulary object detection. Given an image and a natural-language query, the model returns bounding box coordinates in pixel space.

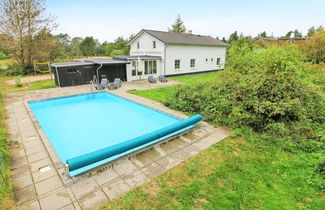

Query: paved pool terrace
[5,80,231,210]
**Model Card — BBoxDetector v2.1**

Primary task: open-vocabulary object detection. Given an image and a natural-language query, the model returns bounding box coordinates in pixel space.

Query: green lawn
[103,71,325,209]
[6,79,56,93]
[129,71,222,103]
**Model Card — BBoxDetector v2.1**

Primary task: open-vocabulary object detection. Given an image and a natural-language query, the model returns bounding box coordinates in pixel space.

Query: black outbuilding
[51,59,130,87]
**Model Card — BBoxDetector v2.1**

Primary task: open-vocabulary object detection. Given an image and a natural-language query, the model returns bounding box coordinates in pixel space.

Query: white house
[114,29,229,81]
[52,29,229,87]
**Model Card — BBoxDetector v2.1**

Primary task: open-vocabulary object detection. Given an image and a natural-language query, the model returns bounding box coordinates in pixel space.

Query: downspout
[96,63,103,81]
[55,66,61,87]
[164,44,167,75]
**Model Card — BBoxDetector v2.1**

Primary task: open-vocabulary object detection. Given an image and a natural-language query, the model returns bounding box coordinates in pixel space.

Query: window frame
[153,41,156,49]
[174,59,180,70]
[190,59,195,68]
[216,58,221,65]
[137,42,140,49]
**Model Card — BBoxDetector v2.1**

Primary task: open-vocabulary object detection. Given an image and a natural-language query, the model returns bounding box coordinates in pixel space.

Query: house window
[137,42,140,49]
[132,61,137,76]
[67,67,76,73]
[190,59,195,68]
[211,58,214,62]
[152,61,157,73]
[174,60,180,70]
[216,58,221,65]
[144,60,157,74]
[153,41,156,49]
[205,58,208,63]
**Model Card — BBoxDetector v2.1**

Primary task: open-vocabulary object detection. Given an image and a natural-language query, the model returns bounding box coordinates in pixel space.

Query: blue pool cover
[29,92,201,176]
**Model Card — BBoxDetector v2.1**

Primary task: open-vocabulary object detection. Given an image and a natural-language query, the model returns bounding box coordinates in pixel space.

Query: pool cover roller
[67,114,202,171]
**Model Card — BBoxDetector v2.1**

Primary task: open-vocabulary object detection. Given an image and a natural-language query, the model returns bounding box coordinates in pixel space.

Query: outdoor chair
[148,75,157,83]
[95,78,108,90]
[159,75,168,83]
[108,78,122,90]
[114,78,122,87]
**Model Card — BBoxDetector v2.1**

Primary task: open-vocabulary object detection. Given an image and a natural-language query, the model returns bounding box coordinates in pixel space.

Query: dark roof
[113,55,162,61]
[130,29,229,47]
[52,59,130,68]
[51,62,93,67]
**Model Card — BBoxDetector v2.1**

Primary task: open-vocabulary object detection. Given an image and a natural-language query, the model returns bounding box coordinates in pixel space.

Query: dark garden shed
[51,59,130,87]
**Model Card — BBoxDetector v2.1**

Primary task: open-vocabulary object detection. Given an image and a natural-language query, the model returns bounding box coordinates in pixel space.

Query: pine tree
[169,15,186,33]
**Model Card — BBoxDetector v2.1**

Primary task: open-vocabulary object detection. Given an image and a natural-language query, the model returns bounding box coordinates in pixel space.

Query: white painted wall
[130,32,165,58]
[128,31,227,80]
[164,45,226,76]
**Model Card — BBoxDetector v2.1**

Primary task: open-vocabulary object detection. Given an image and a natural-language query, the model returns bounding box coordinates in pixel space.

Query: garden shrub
[167,44,325,146]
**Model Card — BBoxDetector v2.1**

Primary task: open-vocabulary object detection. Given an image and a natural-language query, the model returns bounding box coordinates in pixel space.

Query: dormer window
[153,41,156,49]
[137,42,140,49]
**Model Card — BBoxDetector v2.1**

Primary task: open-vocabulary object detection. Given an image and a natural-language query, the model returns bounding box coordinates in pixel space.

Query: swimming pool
[29,92,201,176]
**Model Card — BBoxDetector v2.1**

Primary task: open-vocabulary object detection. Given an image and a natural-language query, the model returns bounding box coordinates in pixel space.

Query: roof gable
[129,29,229,47]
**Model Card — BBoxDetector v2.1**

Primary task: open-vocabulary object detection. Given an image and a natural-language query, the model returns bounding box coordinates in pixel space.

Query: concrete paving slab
[35,175,63,196]
[10,156,28,169]
[156,156,181,170]
[181,144,202,156]
[142,148,166,161]
[60,203,75,210]
[39,188,72,210]
[78,190,108,210]
[13,185,37,205]
[27,150,48,163]
[70,178,99,199]
[131,153,155,168]
[122,170,150,187]
[93,168,119,187]
[24,144,45,156]
[32,166,57,183]
[102,179,131,200]
[29,157,52,172]
[181,133,199,142]
[11,165,30,179]
[140,162,166,179]
[113,160,138,176]
[16,200,40,210]
[169,149,192,162]
[12,173,33,189]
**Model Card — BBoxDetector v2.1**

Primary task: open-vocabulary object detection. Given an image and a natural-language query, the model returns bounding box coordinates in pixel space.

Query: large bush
[167,44,325,148]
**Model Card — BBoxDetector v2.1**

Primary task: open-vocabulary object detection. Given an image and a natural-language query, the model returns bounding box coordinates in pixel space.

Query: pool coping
[6,84,231,209]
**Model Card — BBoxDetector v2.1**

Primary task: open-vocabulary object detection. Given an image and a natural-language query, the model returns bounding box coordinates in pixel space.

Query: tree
[0,0,56,70]
[258,31,267,38]
[79,36,97,56]
[221,37,227,43]
[228,31,239,43]
[285,31,293,38]
[307,26,315,37]
[71,37,82,56]
[168,15,186,33]
[300,31,325,63]
[293,29,302,38]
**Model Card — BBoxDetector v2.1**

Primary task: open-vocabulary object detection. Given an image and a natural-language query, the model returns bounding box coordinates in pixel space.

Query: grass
[104,131,325,209]
[5,79,56,93]
[129,71,222,103]
[103,70,325,209]
[0,78,13,208]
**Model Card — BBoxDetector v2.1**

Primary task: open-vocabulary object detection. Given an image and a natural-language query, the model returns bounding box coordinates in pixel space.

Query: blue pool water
[29,92,192,176]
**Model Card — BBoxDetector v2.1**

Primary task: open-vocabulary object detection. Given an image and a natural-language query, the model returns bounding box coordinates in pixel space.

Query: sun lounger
[159,75,168,83]
[95,78,108,90]
[148,75,157,83]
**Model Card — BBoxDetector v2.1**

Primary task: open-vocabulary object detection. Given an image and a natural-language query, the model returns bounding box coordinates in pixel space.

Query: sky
[46,0,325,42]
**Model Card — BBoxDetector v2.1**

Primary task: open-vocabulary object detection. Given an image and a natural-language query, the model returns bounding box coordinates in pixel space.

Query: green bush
[167,45,325,147]
[0,51,7,60]
[0,63,25,76]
